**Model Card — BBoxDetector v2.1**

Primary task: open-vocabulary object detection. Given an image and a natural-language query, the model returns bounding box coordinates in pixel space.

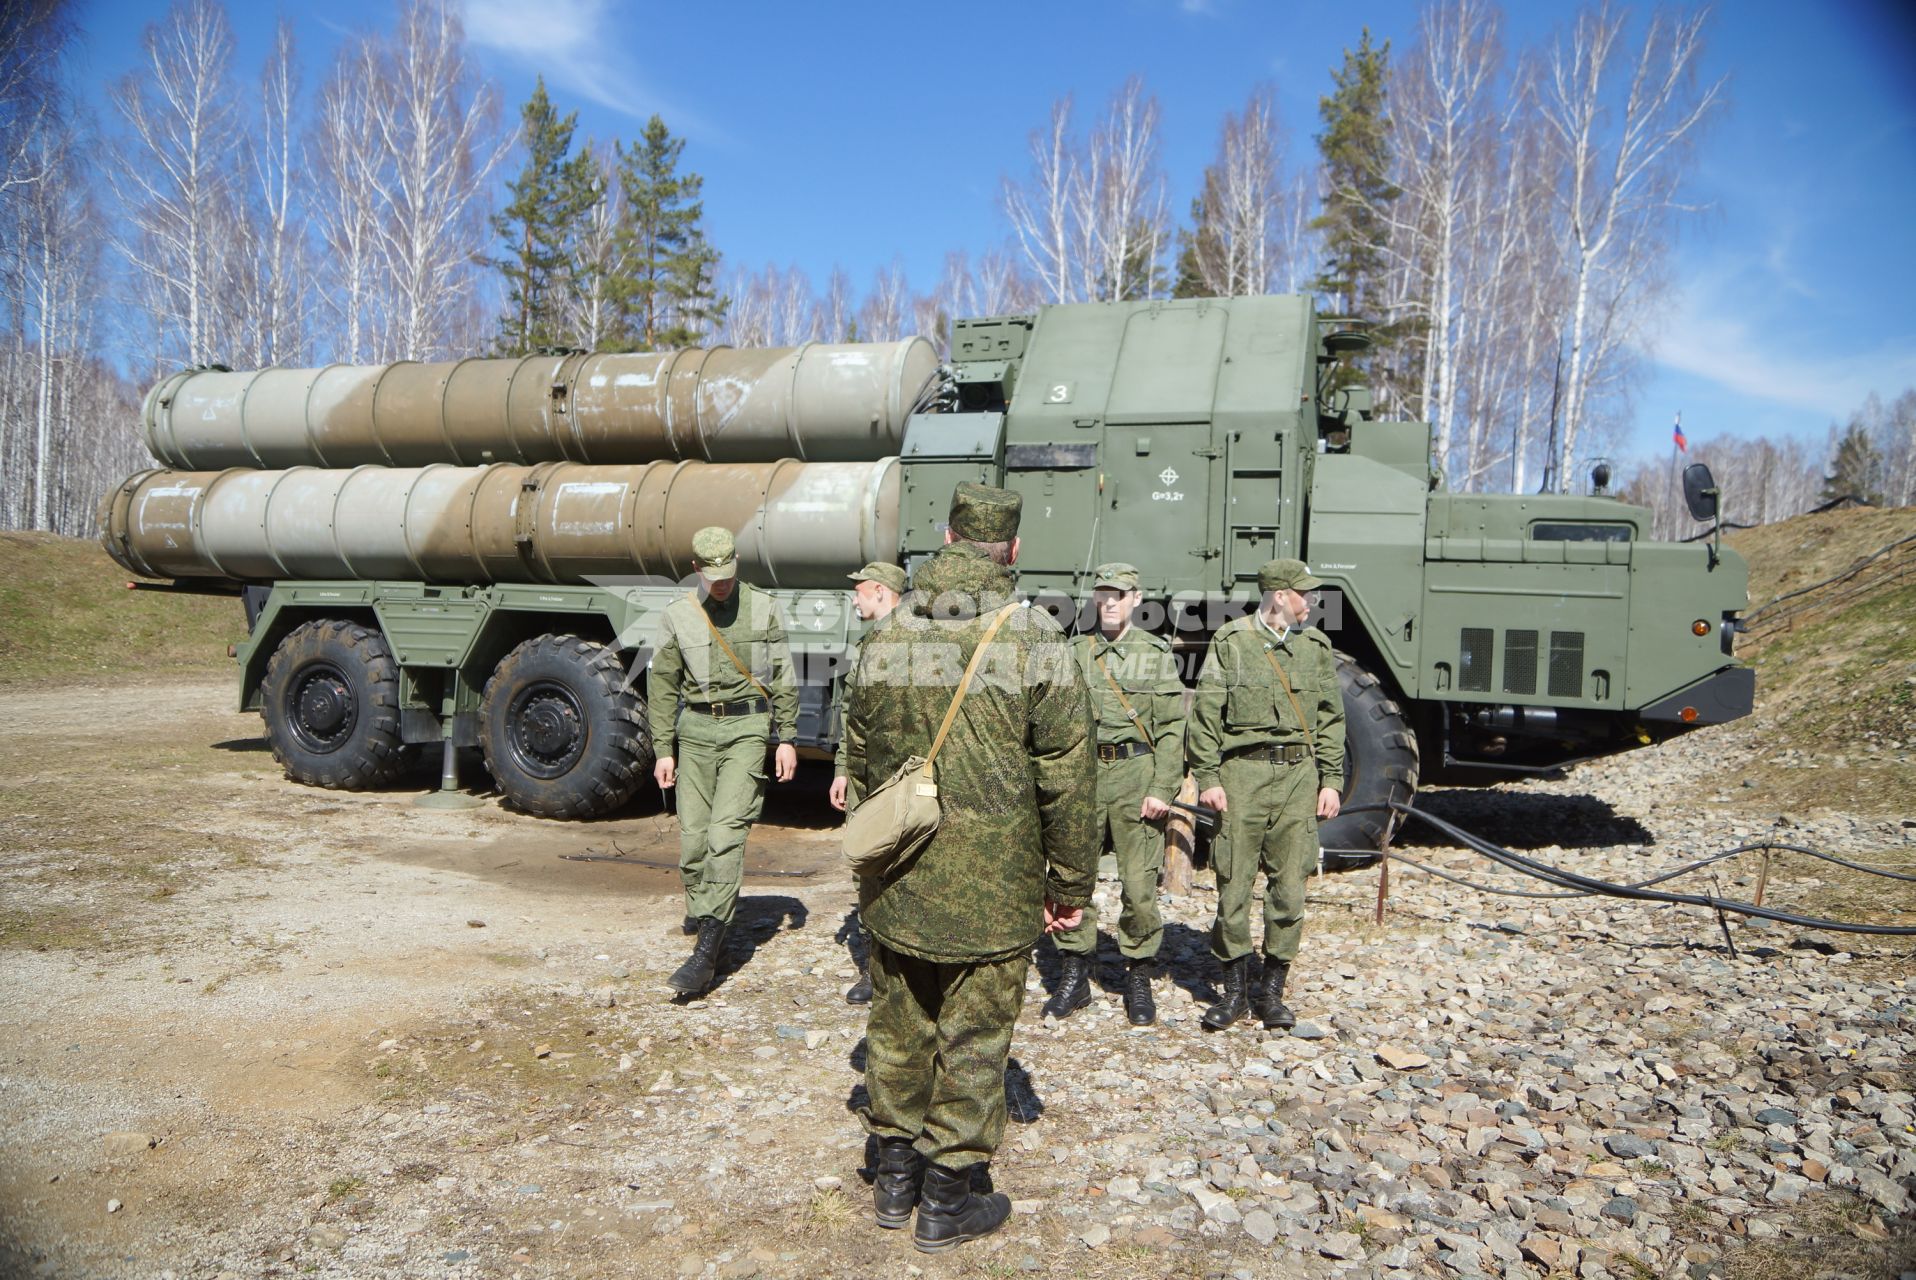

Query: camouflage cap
[691,525,737,580]
[1092,562,1141,591]
[1257,557,1323,592]
[847,561,908,596]
[948,481,1023,542]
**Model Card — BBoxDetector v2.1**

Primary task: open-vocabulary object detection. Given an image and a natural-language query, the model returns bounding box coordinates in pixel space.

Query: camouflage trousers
[1052,753,1164,960]
[861,942,1028,1171]
[1210,754,1318,964]
[674,710,770,926]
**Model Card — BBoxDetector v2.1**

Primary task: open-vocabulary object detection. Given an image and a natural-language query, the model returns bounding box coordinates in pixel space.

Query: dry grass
[1717,1190,1915,1280]
[0,531,244,685]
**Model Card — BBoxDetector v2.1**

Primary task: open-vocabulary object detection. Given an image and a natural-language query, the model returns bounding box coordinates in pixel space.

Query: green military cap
[1257,557,1323,592]
[947,481,1023,542]
[848,561,907,595]
[1092,562,1141,591]
[691,525,738,579]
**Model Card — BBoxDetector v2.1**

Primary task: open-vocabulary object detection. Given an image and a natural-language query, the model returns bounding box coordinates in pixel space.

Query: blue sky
[68,0,1916,471]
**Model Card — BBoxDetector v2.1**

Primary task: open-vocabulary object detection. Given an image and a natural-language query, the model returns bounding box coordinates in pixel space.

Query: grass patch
[1717,1190,1914,1280]
[0,532,243,685]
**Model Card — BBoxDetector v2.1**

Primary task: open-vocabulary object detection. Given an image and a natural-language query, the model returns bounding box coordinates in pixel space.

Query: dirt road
[0,676,1910,1280]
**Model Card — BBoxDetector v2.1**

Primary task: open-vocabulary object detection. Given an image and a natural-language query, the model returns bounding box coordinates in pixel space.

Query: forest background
[2,0,1912,542]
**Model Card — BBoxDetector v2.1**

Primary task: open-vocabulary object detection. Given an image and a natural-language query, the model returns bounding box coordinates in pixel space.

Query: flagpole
[1665,411,1682,539]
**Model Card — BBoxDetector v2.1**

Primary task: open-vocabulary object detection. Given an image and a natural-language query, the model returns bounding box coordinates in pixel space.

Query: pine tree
[1171,191,1213,299]
[1311,29,1399,381]
[1821,423,1885,506]
[492,77,594,355]
[609,115,722,349]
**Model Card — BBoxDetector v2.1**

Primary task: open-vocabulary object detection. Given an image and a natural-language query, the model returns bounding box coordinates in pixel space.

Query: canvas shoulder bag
[841,603,1019,879]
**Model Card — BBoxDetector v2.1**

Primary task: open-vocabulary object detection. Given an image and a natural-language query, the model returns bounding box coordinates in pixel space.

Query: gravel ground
[0,677,1911,1280]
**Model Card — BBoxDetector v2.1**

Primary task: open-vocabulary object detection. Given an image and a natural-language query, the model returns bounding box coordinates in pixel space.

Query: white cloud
[458,0,716,136]
[1650,285,1916,415]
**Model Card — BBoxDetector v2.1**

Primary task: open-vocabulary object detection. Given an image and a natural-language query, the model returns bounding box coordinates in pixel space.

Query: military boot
[680,915,697,936]
[667,917,726,995]
[1122,960,1157,1026]
[912,1162,1011,1253]
[1256,958,1296,1030]
[872,1137,922,1228]
[844,956,872,1006]
[1041,954,1093,1019]
[1201,955,1251,1031]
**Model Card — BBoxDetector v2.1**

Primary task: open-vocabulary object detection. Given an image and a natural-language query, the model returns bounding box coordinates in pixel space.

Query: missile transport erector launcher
[103,296,1753,850]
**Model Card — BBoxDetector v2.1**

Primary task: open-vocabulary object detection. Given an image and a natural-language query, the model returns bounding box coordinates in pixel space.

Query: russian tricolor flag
[1673,414,1687,453]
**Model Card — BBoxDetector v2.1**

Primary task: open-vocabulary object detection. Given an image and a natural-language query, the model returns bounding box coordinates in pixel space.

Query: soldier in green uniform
[830,560,907,1006]
[841,483,1097,1253]
[1043,562,1186,1026]
[648,526,800,996]
[1186,558,1345,1032]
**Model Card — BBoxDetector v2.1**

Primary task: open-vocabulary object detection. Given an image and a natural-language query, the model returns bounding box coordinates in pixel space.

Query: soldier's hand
[1199,786,1228,814]
[1316,787,1341,819]
[1042,899,1082,934]
[1139,795,1170,821]
[774,743,798,782]
[654,756,676,789]
[828,775,849,811]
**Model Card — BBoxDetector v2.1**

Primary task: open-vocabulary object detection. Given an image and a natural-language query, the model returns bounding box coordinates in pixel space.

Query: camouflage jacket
[831,610,900,787]
[1187,616,1346,794]
[843,544,1099,963]
[1072,627,1187,803]
[646,583,800,756]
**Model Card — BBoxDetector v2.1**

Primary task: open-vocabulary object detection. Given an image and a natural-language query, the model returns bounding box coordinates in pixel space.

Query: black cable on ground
[1324,802,1916,937]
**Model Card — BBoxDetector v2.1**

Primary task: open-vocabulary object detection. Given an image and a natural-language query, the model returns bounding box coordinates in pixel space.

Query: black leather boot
[667,917,726,995]
[844,958,872,1006]
[680,915,697,936]
[1041,953,1093,1019]
[912,1161,1010,1252]
[1256,957,1296,1030]
[1201,955,1251,1031]
[872,1137,922,1228]
[1123,960,1157,1026]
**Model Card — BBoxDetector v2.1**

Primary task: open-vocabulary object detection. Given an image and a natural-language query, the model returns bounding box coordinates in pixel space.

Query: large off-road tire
[1318,651,1420,866]
[479,634,651,818]
[261,619,413,789]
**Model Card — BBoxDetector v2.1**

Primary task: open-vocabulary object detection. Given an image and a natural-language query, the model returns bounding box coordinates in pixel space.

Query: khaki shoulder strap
[925,604,1020,768]
[1092,649,1141,723]
[688,593,773,702]
[1260,643,1317,755]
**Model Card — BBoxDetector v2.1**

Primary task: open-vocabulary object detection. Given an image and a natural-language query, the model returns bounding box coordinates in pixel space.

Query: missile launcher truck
[101,295,1753,852]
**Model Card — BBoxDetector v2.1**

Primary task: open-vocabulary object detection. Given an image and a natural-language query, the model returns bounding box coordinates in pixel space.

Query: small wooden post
[1373,838,1391,926]
[1163,774,1199,895]
[1754,845,1772,909]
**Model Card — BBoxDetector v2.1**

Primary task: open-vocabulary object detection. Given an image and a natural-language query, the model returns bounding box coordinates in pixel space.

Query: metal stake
[416,734,484,809]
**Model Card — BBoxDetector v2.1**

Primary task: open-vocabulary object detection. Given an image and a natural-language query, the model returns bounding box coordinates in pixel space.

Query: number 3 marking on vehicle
[1047,384,1069,403]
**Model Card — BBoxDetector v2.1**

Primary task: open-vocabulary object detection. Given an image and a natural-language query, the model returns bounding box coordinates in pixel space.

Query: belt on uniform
[1096,741,1153,762]
[685,697,770,719]
[1228,743,1310,765]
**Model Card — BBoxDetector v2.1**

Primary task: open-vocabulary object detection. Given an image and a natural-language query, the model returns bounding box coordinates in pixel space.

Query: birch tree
[1537,2,1721,490]
[364,0,505,361]
[110,0,238,371]
[565,143,623,351]
[1179,88,1301,299]
[235,18,304,367]
[1076,77,1168,301]
[1002,97,1079,303]
[310,36,383,362]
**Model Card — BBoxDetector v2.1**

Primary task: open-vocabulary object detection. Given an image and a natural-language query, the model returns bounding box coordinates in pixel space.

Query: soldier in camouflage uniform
[830,560,907,1006]
[841,483,1097,1253]
[1186,558,1345,1032]
[1044,562,1186,1027]
[648,526,800,996]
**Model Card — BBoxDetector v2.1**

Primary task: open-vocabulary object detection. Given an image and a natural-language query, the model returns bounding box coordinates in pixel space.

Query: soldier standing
[1186,558,1345,1032]
[1043,562,1186,1026]
[841,483,1097,1252]
[649,526,800,996]
[829,560,907,1006]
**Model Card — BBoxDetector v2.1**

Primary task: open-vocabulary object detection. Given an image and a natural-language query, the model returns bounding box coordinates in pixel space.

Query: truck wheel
[261,620,412,789]
[480,634,651,818]
[1319,652,1420,867]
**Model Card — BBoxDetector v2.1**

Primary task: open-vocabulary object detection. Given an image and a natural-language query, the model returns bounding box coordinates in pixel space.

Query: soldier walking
[841,483,1097,1252]
[829,560,907,1005]
[1186,558,1345,1032]
[648,526,800,996]
[1043,563,1186,1026]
